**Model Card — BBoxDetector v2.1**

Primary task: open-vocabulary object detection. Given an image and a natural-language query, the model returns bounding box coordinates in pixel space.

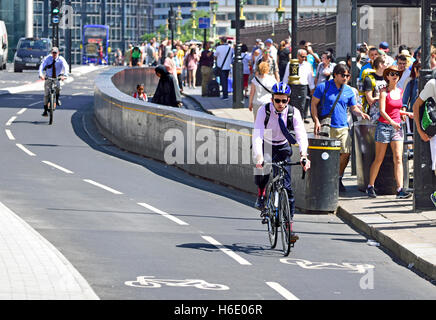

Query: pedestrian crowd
[115,36,436,206]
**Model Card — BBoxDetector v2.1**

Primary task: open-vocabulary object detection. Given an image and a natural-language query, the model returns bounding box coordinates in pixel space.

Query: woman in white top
[241,44,252,98]
[249,61,276,122]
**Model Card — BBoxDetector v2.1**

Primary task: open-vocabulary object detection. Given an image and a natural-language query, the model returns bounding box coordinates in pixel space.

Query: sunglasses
[388,72,400,77]
[340,73,351,78]
[274,98,288,104]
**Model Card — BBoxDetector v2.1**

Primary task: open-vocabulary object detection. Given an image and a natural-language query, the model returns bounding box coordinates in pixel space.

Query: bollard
[354,120,409,195]
[291,133,341,213]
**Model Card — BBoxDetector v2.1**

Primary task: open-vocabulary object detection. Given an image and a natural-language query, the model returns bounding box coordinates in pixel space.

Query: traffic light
[51,0,62,24]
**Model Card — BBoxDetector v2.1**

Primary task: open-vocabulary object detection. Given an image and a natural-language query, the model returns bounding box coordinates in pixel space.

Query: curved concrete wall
[94,67,258,194]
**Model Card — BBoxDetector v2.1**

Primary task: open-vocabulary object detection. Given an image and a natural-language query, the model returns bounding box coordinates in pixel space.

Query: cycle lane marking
[5,129,15,140]
[266,282,299,300]
[17,108,28,115]
[83,179,123,195]
[42,161,74,174]
[201,236,252,266]
[137,202,189,226]
[16,143,36,156]
[6,116,16,126]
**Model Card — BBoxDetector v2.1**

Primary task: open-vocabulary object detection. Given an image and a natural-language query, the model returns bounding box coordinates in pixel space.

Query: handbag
[420,97,436,137]
[318,83,345,137]
[213,46,231,77]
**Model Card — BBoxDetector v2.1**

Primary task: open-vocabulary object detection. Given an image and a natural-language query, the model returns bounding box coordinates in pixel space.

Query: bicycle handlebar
[270,159,307,179]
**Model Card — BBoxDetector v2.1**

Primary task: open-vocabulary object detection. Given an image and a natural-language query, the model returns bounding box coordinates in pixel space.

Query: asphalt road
[0,65,435,300]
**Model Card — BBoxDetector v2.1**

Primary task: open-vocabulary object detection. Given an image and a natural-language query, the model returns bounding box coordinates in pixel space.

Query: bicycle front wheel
[48,93,55,125]
[279,190,291,256]
[265,184,278,249]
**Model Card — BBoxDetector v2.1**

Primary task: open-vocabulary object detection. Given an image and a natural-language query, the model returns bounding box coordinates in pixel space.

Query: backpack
[132,47,141,59]
[358,68,376,113]
[207,79,220,97]
[264,102,295,138]
[420,97,436,137]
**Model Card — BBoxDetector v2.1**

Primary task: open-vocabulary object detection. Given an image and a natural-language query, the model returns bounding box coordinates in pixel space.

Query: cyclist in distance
[38,47,69,117]
[252,82,311,223]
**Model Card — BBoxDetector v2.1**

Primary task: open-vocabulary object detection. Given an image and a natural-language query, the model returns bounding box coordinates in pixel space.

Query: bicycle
[45,75,63,125]
[261,159,306,256]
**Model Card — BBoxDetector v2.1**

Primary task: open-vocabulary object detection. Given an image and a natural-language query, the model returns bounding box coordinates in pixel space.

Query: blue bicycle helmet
[272,82,291,95]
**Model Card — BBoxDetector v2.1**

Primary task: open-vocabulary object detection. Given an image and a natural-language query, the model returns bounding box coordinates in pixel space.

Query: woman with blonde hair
[249,61,276,121]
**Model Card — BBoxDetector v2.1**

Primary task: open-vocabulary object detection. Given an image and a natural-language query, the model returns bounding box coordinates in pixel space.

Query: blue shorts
[375,122,404,143]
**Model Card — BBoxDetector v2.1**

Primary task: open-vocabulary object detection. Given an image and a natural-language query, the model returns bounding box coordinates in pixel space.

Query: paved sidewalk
[184,86,436,282]
[0,201,99,299]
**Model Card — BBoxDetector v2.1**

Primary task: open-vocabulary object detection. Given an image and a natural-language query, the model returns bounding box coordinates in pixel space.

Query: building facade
[32,0,153,64]
[0,0,26,61]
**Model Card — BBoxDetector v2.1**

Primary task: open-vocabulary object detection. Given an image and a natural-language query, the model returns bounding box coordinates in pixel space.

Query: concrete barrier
[94,67,257,194]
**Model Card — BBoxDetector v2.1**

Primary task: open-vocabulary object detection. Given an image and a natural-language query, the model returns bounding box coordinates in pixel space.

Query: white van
[0,20,8,70]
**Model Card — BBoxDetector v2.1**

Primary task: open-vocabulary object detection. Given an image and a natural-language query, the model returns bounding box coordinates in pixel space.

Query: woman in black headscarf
[151,65,183,108]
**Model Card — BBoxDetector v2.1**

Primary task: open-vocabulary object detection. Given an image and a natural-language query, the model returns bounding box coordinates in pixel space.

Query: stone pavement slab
[184,86,436,282]
[0,201,99,300]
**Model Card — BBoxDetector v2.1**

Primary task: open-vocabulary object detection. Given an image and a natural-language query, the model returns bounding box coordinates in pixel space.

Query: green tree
[141,10,210,43]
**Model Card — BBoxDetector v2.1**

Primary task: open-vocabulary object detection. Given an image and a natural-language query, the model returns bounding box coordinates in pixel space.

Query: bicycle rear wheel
[279,190,291,256]
[48,93,54,125]
[265,184,278,249]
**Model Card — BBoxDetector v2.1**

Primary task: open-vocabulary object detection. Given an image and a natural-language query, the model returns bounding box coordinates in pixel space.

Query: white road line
[6,116,17,126]
[201,236,252,266]
[29,101,40,107]
[17,108,28,114]
[42,161,74,174]
[83,179,123,195]
[16,144,36,156]
[137,202,189,226]
[5,129,15,140]
[72,92,85,96]
[266,282,299,300]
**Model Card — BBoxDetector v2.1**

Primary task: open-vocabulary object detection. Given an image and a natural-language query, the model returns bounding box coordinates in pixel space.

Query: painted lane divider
[137,202,189,226]
[83,179,123,195]
[17,108,28,115]
[6,116,17,126]
[42,161,74,174]
[5,129,15,140]
[201,236,252,266]
[16,143,36,156]
[266,282,299,300]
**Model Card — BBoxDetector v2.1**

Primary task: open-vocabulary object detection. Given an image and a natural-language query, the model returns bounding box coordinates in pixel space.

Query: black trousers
[254,143,295,216]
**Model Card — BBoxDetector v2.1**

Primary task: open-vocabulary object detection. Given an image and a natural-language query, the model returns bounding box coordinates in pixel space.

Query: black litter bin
[354,120,409,195]
[291,133,341,213]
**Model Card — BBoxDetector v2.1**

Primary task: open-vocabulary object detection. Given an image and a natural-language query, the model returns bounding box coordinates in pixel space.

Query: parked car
[13,37,52,72]
[0,20,7,70]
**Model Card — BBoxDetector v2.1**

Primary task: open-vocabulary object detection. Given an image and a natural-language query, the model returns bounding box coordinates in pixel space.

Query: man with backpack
[214,36,234,100]
[129,46,142,67]
[252,82,311,229]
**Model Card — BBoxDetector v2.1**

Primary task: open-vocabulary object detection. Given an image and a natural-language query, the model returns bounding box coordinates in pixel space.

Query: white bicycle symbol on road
[280,258,375,274]
[125,276,229,291]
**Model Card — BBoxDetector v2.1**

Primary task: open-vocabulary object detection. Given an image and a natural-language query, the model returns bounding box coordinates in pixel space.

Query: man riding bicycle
[252,82,311,230]
[38,47,69,117]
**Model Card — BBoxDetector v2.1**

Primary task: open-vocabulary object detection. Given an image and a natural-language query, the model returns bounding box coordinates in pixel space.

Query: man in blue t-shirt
[311,64,370,192]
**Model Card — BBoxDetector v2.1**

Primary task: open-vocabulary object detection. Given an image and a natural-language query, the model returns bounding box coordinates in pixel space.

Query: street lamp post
[176,6,182,40]
[276,0,285,23]
[191,0,197,40]
[210,0,218,41]
[288,0,306,118]
[233,0,244,109]
[414,0,436,211]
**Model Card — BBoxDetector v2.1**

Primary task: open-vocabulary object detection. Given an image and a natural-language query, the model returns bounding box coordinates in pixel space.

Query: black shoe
[339,178,346,192]
[304,119,310,123]
[261,217,268,224]
[42,111,48,117]
[396,188,412,199]
[254,196,265,210]
[366,186,377,198]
